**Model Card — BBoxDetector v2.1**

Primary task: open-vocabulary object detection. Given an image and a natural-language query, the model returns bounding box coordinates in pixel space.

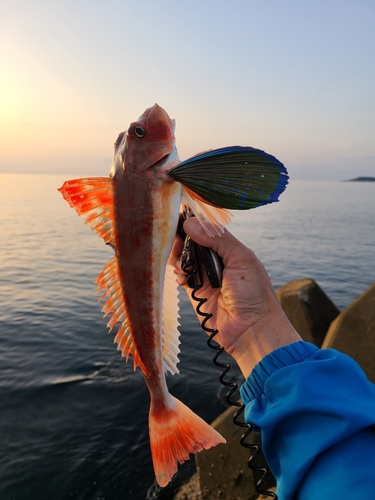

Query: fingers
[183,217,253,266]
[183,217,276,293]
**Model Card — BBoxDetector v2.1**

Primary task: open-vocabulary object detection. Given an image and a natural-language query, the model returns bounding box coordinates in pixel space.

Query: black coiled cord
[182,257,277,499]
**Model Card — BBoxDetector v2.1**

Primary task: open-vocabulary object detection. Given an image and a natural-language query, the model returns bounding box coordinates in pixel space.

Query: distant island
[346,176,375,182]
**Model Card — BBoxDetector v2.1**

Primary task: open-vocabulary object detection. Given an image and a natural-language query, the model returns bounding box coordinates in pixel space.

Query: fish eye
[134,125,146,138]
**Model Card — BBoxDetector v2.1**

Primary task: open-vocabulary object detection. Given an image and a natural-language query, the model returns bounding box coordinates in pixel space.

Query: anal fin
[161,264,181,375]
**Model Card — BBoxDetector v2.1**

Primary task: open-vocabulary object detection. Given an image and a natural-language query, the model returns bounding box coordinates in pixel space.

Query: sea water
[0,174,374,500]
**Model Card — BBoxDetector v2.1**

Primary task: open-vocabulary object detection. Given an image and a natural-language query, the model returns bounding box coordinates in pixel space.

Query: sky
[1,0,374,180]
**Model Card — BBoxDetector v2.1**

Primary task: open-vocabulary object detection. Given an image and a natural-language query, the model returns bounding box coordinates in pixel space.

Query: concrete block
[195,405,275,500]
[277,278,340,347]
[172,472,202,500]
[322,282,375,383]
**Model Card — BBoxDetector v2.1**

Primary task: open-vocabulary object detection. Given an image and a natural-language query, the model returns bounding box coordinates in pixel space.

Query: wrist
[230,307,302,378]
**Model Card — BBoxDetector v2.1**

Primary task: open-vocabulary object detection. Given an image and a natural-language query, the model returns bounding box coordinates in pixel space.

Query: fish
[58,103,288,487]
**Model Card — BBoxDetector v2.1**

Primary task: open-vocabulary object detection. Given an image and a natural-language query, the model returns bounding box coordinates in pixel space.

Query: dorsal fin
[95,256,149,375]
[58,177,115,247]
[161,263,181,375]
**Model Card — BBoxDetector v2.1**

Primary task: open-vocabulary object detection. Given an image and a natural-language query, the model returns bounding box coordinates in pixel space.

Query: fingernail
[184,217,203,235]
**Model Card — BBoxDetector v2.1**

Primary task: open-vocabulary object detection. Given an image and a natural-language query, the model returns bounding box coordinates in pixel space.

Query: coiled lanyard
[178,212,277,499]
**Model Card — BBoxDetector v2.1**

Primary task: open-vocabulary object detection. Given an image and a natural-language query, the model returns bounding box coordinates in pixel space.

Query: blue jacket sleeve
[240,341,375,499]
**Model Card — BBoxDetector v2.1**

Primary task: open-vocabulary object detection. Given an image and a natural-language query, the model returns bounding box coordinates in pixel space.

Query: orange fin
[181,190,232,237]
[58,177,115,247]
[95,256,149,375]
[149,396,226,487]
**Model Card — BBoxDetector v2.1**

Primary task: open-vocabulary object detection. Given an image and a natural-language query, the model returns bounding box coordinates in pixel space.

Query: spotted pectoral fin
[95,256,149,375]
[168,146,289,211]
[161,263,181,375]
[58,177,116,248]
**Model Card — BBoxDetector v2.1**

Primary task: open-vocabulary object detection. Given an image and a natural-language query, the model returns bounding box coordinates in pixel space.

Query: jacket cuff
[240,341,319,403]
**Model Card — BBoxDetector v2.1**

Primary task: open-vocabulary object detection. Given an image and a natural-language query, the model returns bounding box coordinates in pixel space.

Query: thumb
[184,217,250,264]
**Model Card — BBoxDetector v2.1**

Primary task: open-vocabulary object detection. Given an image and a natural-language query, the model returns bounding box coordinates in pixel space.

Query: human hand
[169,217,301,378]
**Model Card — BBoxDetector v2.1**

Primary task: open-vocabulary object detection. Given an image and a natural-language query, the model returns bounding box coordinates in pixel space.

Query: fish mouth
[150,152,172,169]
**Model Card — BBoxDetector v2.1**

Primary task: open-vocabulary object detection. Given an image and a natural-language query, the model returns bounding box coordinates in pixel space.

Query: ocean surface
[0,173,374,500]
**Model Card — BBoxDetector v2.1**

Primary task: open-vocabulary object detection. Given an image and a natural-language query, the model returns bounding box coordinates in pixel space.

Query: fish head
[110,103,178,178]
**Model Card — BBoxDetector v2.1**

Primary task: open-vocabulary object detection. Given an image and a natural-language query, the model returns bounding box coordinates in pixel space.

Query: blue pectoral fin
[168,146,289,210]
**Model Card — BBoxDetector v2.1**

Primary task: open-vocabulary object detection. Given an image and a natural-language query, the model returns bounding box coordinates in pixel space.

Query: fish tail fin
[149,396,226,487]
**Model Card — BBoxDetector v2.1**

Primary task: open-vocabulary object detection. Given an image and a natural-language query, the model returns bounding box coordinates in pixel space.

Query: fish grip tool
[178,215,277,499]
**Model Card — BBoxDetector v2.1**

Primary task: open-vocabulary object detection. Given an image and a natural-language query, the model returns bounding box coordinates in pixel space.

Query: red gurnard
[58,104,230,487]
[59,104,289,486]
